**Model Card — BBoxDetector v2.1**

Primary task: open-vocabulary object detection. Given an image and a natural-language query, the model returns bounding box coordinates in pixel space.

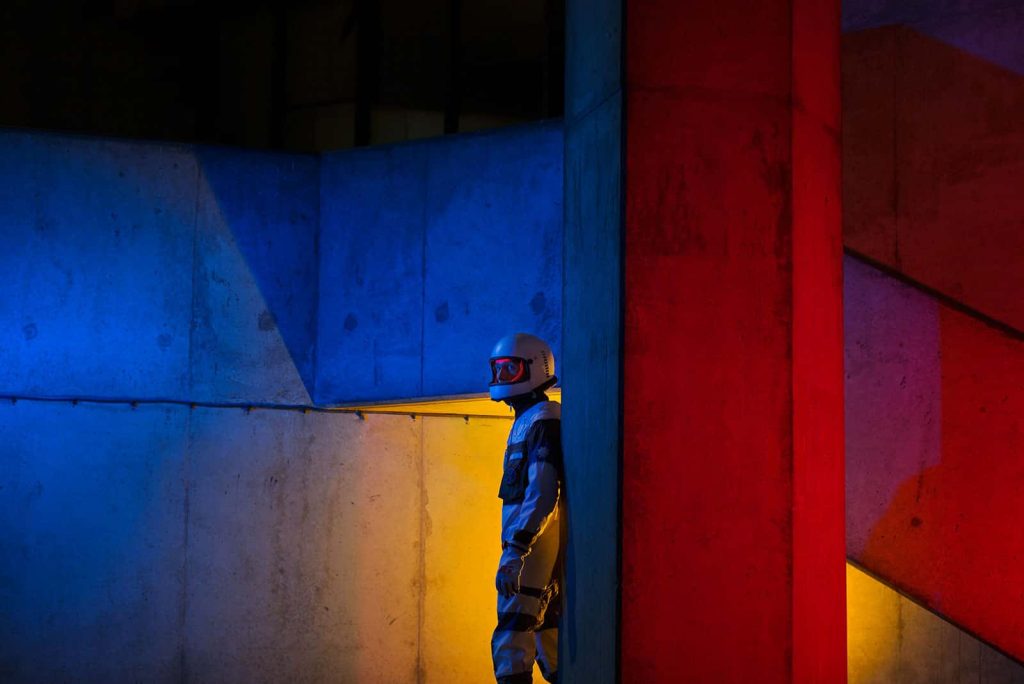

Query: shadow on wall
[0,124,564,408]
[0,132,321,406]
[193,148,320,402]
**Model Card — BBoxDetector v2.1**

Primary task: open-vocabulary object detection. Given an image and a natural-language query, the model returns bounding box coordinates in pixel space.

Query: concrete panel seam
[893,29,902,271]
[182,161,200,679]
[187,160,201,401]
[419,153,429,398]
[312,157,323,405]
[180,404,193,681]
[416,419,426,684]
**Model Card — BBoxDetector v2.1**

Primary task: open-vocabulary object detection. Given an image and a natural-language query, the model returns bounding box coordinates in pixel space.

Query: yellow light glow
[346,394,554,681]
[354,389,561,418]
[847,563,901,683]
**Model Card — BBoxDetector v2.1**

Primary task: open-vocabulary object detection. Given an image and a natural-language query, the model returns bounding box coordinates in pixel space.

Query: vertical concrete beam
[621,1,844,681]
[562,0,623,681]
[566,1,845,681]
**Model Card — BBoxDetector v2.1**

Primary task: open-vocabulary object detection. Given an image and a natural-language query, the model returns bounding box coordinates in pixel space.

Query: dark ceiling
[0,0,564,152]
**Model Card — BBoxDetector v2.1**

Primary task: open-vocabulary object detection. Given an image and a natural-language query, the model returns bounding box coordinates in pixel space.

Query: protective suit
[488,333,563,684]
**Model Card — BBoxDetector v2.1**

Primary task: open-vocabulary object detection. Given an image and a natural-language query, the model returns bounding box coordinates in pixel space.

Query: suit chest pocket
[498,445,528,503]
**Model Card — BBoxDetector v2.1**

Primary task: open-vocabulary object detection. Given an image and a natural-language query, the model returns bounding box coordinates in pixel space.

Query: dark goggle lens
[491,358,525,384]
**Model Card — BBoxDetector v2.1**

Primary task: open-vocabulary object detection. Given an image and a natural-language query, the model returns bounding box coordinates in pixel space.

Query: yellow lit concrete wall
[186,408,424,682]
[422,415,508,681]
[847,564,1024,683]
[183,406,524,683]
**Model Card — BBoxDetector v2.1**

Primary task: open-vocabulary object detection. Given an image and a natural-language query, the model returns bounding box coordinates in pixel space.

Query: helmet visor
[490,356,529,385]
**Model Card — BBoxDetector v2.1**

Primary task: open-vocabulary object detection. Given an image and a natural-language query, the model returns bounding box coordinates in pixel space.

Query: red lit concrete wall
[620,1,845,681]
[843,16,1024,663]
[843,25,1024,332]
[846,256,1024,660]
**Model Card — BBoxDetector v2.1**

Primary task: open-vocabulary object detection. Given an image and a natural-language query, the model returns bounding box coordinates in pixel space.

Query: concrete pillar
[563,1,845,682]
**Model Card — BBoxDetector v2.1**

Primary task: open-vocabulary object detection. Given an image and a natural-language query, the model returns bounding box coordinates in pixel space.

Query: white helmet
[488,332,557,401]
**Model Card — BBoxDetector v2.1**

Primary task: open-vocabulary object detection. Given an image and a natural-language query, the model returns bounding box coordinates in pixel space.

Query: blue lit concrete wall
[561,0,623,681]
[0,131,320,405]
[316,121,563,403]
[0,125,562,682]
[0,124,562,407]
[0,402,187,681]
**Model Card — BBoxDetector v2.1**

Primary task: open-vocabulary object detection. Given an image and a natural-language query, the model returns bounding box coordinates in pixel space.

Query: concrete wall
[0,127,559,682]
[842,23,1024,332]
[846,255,1024,661]
[842,0,1024,75]
[0,123,563,407]
[840,2,1024,663]
[560,0,623,680]
[617,2,846,682]
[847,564,1024,683]
[0,399,515,682]
[0,131,320,405]
[316,121,563,404]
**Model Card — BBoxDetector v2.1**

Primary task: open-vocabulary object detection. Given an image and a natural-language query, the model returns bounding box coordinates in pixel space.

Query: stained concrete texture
[561,36,623,681]
[565,0,622,121]
[844,256,941,559]
[0,132,197,399]
[616,2,845,680]
[317,143,428,403]
[317,122,563,404]
[0,397,519,683]
[192,149,320,404]
[848,564,1024,684]
[185,409,422,683]
[422,127,562,397]
[843,24,1024,333]
[0,401,187,683]
[846,254,1024,660]
[0,125,562,408]
[421,415,512,683]
[0,131,321,406]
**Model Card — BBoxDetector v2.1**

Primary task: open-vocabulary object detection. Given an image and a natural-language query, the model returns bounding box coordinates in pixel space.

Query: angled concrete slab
[192,149,320,404]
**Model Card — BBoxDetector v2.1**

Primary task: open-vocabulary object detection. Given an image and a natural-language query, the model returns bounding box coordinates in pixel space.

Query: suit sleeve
[503,419,563,554]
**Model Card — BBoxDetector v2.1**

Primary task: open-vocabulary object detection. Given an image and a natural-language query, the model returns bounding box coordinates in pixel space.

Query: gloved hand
[495,546,527,598]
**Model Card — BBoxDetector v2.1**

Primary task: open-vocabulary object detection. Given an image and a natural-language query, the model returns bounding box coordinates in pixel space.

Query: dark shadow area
[0,0,564,153]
